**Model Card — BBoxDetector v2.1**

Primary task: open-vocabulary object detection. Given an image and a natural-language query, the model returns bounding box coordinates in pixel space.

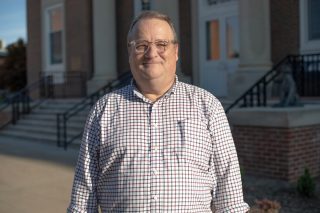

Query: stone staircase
[0,99,90,145]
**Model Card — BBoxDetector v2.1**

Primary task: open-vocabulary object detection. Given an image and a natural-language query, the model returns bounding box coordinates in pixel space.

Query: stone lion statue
[273,63,302,107]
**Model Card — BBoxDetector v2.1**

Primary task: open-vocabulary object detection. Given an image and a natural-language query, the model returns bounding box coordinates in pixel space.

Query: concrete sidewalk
[0,136,80,213]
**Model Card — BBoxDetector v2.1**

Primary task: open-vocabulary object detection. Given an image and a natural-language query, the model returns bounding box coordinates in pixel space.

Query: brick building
[26,0,319,97]
[25,0,320,181]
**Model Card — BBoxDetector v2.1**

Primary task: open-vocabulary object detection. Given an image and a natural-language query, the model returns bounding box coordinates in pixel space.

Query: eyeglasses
[128,39,177,54]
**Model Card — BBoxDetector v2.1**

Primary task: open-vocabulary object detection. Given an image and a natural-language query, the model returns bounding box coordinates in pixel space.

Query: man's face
[128,18,179,85]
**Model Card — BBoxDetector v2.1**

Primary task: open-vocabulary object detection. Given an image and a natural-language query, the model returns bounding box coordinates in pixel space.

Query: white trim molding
[300,0,320,54]
[42,3,66,83]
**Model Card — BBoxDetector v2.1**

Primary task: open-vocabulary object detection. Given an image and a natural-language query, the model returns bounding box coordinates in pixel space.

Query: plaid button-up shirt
[68,78,249,212]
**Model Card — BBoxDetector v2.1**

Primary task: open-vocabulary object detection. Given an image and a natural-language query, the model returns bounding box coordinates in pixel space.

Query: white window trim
[300,0,320,54]
[42,3,66,75]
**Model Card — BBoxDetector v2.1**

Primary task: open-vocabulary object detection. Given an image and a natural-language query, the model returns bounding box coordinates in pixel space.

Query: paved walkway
[0,136,80,213]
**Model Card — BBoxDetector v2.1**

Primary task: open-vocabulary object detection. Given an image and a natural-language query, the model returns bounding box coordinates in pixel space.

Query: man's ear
[175,44,179,62]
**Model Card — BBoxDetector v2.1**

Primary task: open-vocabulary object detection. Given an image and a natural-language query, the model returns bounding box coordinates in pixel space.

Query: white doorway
[198,0,239,97]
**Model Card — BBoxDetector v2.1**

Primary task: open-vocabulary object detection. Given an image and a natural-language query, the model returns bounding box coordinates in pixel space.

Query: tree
[0,38,27,91]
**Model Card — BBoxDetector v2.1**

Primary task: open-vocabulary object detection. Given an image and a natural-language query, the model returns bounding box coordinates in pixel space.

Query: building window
[43,4,65,83]
[308,0,320,40]
[300,0,320,53]
[141,0,151,10]
[48,6,63,65]
[134,0,153,17]
[206,20,220,60]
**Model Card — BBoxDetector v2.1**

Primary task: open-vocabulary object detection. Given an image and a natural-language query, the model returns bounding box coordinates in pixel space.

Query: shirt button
[152,122,158,128]
[153,195,158,201]
[152,168,157,175]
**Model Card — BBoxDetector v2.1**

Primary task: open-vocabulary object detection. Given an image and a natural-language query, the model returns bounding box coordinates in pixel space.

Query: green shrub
[297,168,316,197]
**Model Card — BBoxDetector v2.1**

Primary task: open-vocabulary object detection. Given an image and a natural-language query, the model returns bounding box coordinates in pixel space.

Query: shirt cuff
[67,204,98,213]
[214,203,250,213]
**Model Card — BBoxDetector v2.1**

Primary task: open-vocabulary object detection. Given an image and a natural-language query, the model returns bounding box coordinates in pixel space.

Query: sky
[0,0,26,47]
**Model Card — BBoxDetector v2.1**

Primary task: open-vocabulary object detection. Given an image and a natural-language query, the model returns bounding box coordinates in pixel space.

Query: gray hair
[127,10,178,42]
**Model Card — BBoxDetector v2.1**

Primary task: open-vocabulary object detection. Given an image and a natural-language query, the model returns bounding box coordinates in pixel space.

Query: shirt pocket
[179,118,213,171]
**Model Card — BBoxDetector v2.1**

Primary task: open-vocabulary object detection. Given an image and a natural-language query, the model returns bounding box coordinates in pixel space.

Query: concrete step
[37,103,91,112]
[22,113,87,122]
[1,127,82,145]
[7,124,82,135]
[0,129,58,142]
[43,98,84,104]
[0,98,88,147]
[33,107,90,115]
[18,119,86,129]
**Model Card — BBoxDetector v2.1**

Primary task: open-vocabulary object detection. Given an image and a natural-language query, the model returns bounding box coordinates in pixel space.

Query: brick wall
[233,125,320,182]
[65,0,93,80]
[270,0,300,64]
[26,0,42,86]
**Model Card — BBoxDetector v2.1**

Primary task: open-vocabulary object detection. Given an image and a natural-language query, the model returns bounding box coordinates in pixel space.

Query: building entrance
[198,0,239,97]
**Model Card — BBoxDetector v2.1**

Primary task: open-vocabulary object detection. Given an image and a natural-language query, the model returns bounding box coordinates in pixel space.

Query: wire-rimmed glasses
[128,39,177,54]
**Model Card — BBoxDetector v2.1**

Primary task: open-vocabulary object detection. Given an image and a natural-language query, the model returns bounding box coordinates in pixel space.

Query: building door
[198,0,239,97]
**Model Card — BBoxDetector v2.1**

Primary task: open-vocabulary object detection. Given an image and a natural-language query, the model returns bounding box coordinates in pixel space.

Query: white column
[87,0,117,94]
[239,0,272,70]
[228,0,272,98]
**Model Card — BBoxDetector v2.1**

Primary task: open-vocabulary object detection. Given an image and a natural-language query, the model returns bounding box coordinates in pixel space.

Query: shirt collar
[130,75,179,102]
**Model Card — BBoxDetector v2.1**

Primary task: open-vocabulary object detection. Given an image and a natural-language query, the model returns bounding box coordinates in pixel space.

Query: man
[68,11,249,212]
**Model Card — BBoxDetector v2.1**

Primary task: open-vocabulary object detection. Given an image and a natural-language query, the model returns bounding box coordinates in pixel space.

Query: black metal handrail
[0,76,54,129]
[226,53,320,113]
[57,71,132,149]
[290,53,320,96]
[41,71,87,98]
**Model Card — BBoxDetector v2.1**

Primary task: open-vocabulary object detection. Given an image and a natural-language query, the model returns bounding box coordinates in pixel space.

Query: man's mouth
[143,62,161,64]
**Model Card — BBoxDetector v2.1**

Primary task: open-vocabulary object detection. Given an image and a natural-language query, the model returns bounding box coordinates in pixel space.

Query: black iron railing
[41,71,87,98]
[57,71,132,149]
[290,53,320,96]
[0,76,54,129]
[226,53,320,113]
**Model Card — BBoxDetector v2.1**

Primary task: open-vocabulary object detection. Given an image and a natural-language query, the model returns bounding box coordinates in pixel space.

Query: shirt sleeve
[209,100,250,213]
[67,104,101,213]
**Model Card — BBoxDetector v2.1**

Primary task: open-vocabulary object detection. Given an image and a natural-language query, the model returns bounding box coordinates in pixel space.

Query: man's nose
[144,44,158,58]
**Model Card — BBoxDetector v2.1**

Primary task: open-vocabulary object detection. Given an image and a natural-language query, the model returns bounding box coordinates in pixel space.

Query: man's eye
[156,42,168,47]
[136,43,148,50]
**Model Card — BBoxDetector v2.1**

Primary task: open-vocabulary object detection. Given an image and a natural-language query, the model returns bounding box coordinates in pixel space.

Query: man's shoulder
[177,81,225,120]
[100,85,131,100]
[92,85,132,110]
[178,81,220,104]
